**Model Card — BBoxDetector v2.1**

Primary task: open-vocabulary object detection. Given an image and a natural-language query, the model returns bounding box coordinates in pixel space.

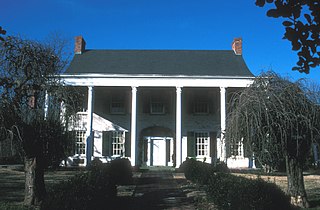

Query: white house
[61,36,254,168]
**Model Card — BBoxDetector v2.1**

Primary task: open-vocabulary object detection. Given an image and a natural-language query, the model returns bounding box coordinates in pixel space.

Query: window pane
[75,131,86,155]
[151,102,165,114]
[194,102,209,114]
[195,132,209,157]
[112,132,125,156]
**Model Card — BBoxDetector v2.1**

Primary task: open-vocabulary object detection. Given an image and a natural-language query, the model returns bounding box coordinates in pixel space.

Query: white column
[44,90,49,120]
[220,87,227,162]
[60,101,66,125]
[86,86,94,166]
[176,87,182,167]
[130,86,137,166]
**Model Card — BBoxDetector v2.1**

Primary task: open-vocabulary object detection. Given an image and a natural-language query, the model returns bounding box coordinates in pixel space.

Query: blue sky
[1,0,318,82]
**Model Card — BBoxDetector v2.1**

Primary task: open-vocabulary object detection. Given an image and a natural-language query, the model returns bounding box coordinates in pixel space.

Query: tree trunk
[24,157,46,207]
[286,156,309,208]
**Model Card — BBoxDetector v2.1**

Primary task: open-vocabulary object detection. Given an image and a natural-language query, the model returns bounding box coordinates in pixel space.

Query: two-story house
[61,36,254,168]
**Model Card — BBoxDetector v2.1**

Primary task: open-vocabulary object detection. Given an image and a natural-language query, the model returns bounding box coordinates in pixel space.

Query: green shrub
[207,173,293,210]
[178,158,229,184]
[41,158,133,210]
[109,158,133,185]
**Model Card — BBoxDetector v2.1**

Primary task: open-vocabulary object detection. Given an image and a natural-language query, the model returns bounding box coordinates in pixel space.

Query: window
[194,101,209,114]
[75,131,86,155]
[111,101,125,114]
[112,132,125,156]
[195,132,210,157]
[103,131,126,156]
[150,102,165,114]
[230,140,243,157]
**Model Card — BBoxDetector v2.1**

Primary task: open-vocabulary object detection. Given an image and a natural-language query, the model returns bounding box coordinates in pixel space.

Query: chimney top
[74,36,86,54]
[232,38,242,55]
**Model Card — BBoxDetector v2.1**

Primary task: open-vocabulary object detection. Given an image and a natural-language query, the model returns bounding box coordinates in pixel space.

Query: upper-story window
[194,101,209,114]
[110,95,125,114]
[150,101,165,114]
[150,94,166,114]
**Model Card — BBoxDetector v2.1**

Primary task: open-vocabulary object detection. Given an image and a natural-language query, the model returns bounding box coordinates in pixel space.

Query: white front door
[152,138,166,166]
[145,137,173,166]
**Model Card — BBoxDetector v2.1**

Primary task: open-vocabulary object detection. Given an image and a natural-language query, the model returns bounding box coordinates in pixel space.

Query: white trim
[220,87,227,162]
[130,86,137,166]
[61,73,254,79]
[86,86,94,166]
[61,77,253,88]
[176,87,182,167]
[44,90,49,120]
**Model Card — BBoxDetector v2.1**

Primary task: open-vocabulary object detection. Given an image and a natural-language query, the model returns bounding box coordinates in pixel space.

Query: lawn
[0,166,82,207]
[0,166,319,209]
[234,171,320,209]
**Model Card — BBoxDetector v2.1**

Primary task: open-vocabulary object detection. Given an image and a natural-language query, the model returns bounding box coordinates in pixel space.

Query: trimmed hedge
[41,158,132,210]
[179,158,293,210]
[207,173,292,210]
[178,158,229,184]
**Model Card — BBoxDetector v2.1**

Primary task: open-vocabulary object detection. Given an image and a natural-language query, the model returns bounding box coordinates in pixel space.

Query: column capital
[220,86,226,92]
[131,86,138,92]
[176,86,182,93]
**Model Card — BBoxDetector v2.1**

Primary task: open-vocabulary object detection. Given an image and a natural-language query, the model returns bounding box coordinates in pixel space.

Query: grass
[233,171,320,209]
[0,167,82,209]
[0,167,319,209]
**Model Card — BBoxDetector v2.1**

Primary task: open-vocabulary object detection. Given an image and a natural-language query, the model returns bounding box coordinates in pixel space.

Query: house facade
[61,36,254,168]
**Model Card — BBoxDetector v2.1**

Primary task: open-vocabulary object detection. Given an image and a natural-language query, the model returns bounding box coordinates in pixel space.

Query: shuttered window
[103,131,129,157]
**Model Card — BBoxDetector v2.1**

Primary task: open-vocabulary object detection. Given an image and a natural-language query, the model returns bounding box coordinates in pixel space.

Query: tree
[0,36,80,207]
[226,72,320,208]
[255,0,320,74]
[0,26,5,41]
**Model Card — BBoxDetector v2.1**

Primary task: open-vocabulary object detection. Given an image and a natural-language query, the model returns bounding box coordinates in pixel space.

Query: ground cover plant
[41,158,133,210]
[179,158,294,210]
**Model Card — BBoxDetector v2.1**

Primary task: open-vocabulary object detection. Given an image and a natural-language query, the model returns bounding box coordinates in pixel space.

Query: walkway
[116,170,206,210]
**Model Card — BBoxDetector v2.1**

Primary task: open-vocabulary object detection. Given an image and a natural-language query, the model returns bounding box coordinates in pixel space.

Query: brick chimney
[232,38,242,55]
[74,36,86,54]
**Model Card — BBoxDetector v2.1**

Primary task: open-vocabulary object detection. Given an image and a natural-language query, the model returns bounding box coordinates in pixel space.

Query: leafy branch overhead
[256,0,319,74]
[0,26,6,41]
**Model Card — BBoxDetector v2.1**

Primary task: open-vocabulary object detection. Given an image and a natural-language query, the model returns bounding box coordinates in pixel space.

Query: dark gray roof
[65,50,254,77]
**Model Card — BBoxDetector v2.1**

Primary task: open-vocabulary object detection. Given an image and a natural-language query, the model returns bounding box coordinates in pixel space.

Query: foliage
[226,71,320,207]
[41,159,133,210]
[207,173,293,210]
[255,0,320,74]
[0,26,5,41]
[0,36,80,166]
[227,72,320,171]
[0,202,36,210]
[0,35,81,206]
[178,158,229,184]
[180,158,292,209]
[109,158,133,185]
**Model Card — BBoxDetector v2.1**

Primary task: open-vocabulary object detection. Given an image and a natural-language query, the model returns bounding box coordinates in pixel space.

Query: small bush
[41,158,132,210]
[178,158,229,184]
[207,173,293,210]
[109,158,133,185]
[179,159,292,210]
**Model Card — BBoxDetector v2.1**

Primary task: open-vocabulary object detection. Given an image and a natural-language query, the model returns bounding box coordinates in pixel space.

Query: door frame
[144,136,174,166]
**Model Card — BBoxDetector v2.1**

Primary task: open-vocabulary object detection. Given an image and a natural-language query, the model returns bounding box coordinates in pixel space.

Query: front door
[152,138,166,166]
[145,137,173,166]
